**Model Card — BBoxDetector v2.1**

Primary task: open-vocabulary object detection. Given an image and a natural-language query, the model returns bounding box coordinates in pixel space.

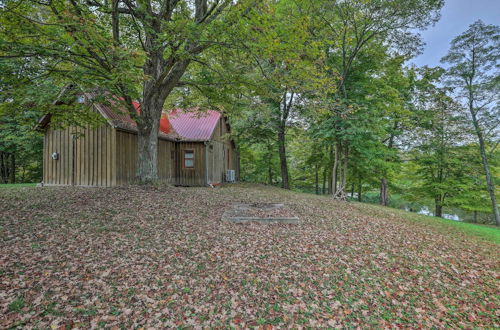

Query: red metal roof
[88,94,220,141]
[86,93,180,140]
[39,92,221,141]
[168,109,221,141]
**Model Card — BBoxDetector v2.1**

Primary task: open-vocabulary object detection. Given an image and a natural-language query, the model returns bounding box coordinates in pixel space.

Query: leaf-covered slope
[0,184,498,328]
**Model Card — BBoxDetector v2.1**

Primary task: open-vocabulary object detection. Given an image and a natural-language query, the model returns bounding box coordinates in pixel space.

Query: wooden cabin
[38,93,239,186]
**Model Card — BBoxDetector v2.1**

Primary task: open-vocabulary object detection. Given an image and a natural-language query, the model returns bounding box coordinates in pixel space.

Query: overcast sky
[411,0,500,68]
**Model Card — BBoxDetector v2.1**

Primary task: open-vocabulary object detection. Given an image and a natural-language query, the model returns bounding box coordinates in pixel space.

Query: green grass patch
[8,297,25,312]
[361,203,500,245]
[0,183,37,189]
[409,213,500,245]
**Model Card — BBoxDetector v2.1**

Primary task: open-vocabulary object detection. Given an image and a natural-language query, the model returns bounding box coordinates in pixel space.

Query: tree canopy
[1,1,498,224]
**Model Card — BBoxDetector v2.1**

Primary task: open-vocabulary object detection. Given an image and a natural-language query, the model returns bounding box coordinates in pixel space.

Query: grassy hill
[0,183,498,328]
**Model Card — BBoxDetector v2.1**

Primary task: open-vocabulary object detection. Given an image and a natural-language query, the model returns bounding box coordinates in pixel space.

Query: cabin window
[184,150,194,168]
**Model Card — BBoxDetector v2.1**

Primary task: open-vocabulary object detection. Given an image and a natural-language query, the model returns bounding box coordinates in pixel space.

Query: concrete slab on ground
[221,203,301,224]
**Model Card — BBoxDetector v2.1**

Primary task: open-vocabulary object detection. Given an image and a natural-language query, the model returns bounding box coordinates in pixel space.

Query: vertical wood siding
[43,124,116,186]
[115,130,174,185]
[175,142,206,186]
[42,115,237,187]
[158,139,173,183]
[115,130,137,185]
[206,117,239,184]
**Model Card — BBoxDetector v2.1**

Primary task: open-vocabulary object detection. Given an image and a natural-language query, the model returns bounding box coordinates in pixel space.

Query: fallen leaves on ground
[0,183,498,328]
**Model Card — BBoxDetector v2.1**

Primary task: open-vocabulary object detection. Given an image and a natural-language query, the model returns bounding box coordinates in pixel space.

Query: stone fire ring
[221,203,301,224]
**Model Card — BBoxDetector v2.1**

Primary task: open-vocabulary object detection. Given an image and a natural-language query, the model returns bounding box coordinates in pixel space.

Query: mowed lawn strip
[0,183,37,189]
[0,184,498,328]
[353,202,500,245]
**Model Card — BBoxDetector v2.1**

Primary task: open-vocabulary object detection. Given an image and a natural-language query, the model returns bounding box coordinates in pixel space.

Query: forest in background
[0,0,498,224]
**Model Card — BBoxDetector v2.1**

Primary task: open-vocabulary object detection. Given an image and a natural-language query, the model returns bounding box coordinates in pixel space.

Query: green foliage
[440,20,500,224]
[0,107,43,183]
[0,0,496,223]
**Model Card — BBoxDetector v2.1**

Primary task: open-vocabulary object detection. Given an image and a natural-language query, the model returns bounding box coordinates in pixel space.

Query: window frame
[183,149,195,169]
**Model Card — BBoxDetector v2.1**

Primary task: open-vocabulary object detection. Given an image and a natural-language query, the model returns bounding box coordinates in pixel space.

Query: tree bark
[10,152,15,184]
[435,199,443,218]
[341,150,348,196]
[470,109,500,225]
[0,151,13,184]
[434,193,445,218]
[357,179,362,202]
[331,142,339,195]
[136,89,162,182]
[135,40,190,182]
[268,165,273,185]
[463,46,500,225]
[277,127,289,189]
[379,178,389,206]
[268,146,273,185]
[333,143,348,200]
[132,0,205,183]
[322,165,327,194]
[315,165,319,194]
[0,152,5,183]
[327,145,333,194]
[380,123,397,206]
[277,91,294,190]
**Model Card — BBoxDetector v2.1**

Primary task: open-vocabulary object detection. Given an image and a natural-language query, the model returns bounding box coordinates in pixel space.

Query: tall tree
[441,20,500,225]
[1,0,256,183]
[411,85,468,218]
[311,0,444,199]
[225,0,332,189]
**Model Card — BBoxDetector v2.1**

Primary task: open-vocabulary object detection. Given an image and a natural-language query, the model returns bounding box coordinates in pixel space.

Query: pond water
[413,206,461,221]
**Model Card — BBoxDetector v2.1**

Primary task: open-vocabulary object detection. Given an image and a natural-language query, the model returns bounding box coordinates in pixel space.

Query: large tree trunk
[0,151,13,184]
[470,109,500,225]
[435,200,443,218]
[380,124,397,206]
[333,143,348,200]
[357,179,362,202]
[10,152,15,184]
[331,143,339,195]
[315,165,319,194]
[434,194,445,218]
[134,12,193,183]
[379,178,389,206]
[276,92,294,190]
[322,165,327,194]
[341,152,348,195]
[136,124,160,183]
[268,146,273,185]
[136,91,163,183]
[135,43,190,182]
[268,165,273,185]
[327,145,333,194]
[277,126,289,189]
[0,152,5,183]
